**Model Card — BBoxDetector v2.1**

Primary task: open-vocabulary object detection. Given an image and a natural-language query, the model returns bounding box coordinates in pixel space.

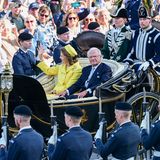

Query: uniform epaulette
[15,132,22,138]
[60,130,70,137]
[154,119,160,124]
[113,126,122,134]
[151,124,155,128]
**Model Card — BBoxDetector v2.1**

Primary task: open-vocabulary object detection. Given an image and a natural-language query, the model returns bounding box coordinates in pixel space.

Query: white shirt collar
[92,63,101,70]
[20,48,29,53]
[69,125,80,129]
[19,126,32,132]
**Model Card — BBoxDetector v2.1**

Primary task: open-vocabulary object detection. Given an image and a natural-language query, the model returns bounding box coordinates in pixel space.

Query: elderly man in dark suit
[60,47,112,98]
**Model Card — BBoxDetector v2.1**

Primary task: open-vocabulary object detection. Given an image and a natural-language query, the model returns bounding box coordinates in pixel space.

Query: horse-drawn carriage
[1,57,159,139]
[0,31,160,160]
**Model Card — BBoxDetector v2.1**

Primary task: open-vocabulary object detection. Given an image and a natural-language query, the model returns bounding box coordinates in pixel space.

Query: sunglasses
[85,18,94,22]
[26,20,34,23]
[14,4,22,8]
[40,14,49,18]
[68,17,77,20]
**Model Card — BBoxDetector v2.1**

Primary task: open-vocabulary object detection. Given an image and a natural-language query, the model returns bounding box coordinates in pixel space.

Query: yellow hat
[64,44,77,57]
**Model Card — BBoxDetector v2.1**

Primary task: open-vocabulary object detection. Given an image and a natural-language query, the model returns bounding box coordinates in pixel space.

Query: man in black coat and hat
[101,8,132,62]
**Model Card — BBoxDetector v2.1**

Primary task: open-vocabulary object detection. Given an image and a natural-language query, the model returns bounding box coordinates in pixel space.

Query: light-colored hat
[64,44,77,57]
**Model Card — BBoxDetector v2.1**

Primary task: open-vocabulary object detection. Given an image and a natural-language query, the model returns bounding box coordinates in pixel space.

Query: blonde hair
[97,8,111,21]
[0,19,13,33]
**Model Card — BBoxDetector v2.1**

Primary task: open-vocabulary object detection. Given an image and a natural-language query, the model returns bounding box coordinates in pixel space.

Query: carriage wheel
[127,92,160,125]
[127,92,159,159]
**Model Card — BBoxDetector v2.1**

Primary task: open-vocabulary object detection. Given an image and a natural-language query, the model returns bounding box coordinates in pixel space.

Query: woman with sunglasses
[37,44,82,97]
[82,13,96,31]
[63,11,81,40]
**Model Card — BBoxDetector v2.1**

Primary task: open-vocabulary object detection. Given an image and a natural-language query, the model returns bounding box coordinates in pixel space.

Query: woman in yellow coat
[37,44,82,95]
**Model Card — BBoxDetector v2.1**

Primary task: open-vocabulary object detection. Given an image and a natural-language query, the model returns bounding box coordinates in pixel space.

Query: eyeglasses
[14,4,22,8]
[26,20,34,23]
[85,18,94,22]
[40,13,49,18]
[88,55,101,59]
[68,17,77,20]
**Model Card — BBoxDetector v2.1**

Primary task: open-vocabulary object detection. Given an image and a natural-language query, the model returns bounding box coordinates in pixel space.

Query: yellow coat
[37,61,82,94]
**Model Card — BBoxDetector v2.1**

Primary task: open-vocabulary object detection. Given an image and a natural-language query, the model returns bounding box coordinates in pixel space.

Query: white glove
[0,126,7,146]
[94,122,103,140]
[138,62,150,71]
[140,115,147,130]
[48,125,57,145]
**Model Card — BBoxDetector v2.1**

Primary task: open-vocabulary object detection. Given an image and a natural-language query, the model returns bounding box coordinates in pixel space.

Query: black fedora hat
[110,8,128,19]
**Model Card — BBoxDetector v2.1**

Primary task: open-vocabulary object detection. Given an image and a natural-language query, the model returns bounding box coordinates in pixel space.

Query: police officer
[48,106,93,160]
[0,105,44,160]
[140,103,160,159]
[94,102,141,159]
[12,31,37,76]
[125,6,160,74]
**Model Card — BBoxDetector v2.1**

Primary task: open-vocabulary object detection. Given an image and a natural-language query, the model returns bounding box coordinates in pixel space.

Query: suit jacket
[68,63,112,96]
[48,126,93,160]
[95,122,140,159]
[0,128,44,160]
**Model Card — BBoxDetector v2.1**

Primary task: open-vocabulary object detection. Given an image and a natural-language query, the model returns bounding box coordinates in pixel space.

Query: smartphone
[71,2,81,8]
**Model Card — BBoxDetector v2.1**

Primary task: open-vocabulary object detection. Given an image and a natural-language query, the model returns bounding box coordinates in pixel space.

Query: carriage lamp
[0,63,13,116]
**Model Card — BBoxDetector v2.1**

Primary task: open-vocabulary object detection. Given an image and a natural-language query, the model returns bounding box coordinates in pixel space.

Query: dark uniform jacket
[125,27,160,74]
[141,120,160,160]
[67,63,112,97]
[12,49,36,76]
[101,26,132,62]
[0,128,44,160]
[95,121,141,159]
[125,0,141,30]
[48,126,93,160]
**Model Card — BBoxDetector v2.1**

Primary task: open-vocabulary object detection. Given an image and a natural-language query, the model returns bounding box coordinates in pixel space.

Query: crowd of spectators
[0,0,160,77]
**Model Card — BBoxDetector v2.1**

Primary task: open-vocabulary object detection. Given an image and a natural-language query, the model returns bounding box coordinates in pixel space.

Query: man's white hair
[87,47,102,57]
